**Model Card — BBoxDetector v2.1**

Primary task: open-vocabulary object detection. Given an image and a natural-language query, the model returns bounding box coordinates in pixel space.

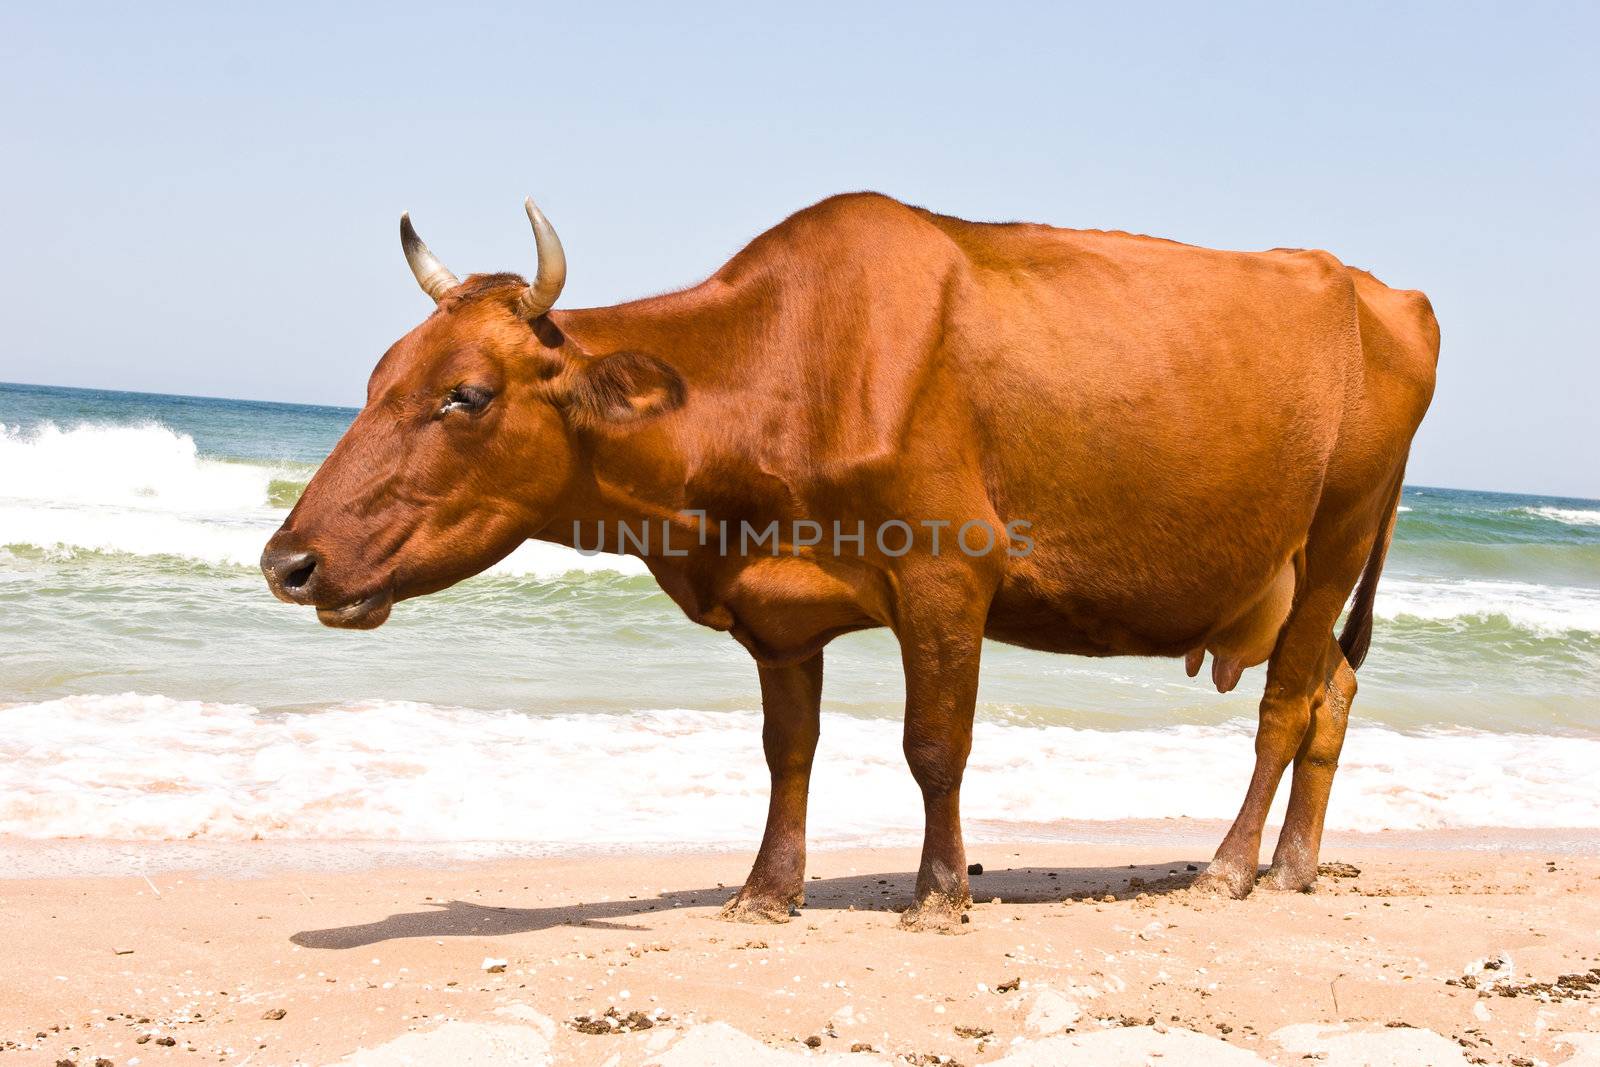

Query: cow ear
[565,350,686,425]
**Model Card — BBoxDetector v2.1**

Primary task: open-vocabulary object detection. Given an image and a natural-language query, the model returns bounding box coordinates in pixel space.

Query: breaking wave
[0,420,287,512]
[1376,578,1600,636]
[1521,506,1600,527]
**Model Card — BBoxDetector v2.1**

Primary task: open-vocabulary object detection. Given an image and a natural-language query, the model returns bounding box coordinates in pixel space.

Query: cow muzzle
[261,536,394,629]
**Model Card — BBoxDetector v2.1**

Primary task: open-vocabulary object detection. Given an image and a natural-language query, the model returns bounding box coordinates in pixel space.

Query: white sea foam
[1522,505,1600,527]
[3,694,1597,844]
[1376,577,1600,635]
[0,503,277,567]
[491,540,649,578]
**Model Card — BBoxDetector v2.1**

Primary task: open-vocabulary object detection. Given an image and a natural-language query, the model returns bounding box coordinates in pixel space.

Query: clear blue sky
[2,2,1595,496]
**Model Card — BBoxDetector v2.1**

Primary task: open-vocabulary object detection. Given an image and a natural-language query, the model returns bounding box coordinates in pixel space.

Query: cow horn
[515,196,567,319]
[400,212,460,303]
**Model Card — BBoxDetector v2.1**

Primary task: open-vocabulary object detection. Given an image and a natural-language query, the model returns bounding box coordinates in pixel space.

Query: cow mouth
[316,588,394,630]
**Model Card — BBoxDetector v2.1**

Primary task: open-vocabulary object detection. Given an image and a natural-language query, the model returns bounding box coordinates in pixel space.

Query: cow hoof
[1262,866,1317,893]
[1190,865,1254,900]
[718,893,798,924]
[898,893,971,934]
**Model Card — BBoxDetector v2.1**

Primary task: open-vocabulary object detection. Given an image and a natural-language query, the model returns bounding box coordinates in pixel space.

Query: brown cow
[262,193,1437,929]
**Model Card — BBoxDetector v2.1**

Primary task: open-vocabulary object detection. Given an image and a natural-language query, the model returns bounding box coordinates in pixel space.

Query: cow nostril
[264,546,320,602]
[284,558,317,591]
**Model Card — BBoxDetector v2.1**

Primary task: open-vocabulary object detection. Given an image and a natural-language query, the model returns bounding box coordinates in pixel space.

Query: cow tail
[1337,468,1407,672]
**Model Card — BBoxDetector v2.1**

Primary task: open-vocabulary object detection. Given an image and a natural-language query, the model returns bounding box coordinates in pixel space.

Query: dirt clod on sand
[570,1007,668,1035]
[1318,861,1362,878]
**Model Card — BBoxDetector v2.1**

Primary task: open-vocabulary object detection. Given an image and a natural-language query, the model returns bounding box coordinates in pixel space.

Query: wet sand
[2,835,1598,1065]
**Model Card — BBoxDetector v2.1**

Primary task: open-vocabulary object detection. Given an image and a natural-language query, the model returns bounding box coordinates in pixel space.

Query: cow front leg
[720,652,823,923]
[897,611,985,933]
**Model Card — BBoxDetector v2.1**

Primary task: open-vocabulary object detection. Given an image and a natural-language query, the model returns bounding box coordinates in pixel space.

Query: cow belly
[986,554,1298,671]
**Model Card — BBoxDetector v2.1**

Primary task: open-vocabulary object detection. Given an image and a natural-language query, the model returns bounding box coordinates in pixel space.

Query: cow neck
[529,414,704,570]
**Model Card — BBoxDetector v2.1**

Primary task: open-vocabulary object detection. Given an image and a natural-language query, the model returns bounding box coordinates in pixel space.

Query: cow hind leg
[1265,642,1355,891]
[720,653,823,923]
[1193,520,1372,899]
[896,571,991,933]
[1192,665,1315,898]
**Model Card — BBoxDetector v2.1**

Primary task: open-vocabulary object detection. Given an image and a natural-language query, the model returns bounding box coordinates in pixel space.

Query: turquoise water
[1,380,1597,842]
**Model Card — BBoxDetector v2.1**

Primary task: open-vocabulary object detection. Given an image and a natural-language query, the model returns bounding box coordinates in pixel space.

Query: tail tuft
[1336,582,1377,671]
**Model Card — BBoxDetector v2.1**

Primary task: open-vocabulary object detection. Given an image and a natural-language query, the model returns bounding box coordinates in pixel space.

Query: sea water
[2,381,1597,848]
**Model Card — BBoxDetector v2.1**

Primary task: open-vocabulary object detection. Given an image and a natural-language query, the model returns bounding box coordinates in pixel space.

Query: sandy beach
[3,832,1598,1066]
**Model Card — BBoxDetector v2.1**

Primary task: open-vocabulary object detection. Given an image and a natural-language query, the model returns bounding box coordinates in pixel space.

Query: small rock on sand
[261,1008,287,1020]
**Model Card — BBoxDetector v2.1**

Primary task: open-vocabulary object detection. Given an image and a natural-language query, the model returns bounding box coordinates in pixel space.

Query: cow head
[261,199,684,628]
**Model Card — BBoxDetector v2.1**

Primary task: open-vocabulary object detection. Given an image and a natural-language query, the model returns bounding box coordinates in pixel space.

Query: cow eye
[442,384,493,414]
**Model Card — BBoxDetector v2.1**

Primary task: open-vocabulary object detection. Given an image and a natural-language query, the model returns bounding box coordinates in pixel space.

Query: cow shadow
[290,859,1208,949]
